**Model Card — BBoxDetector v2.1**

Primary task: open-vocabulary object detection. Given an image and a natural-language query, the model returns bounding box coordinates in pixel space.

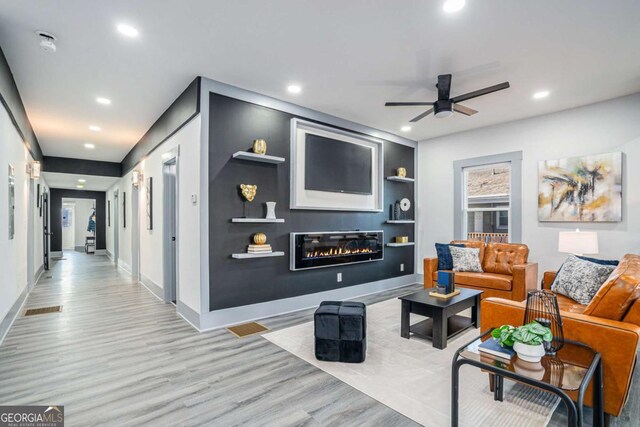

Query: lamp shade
[558,230,598,255]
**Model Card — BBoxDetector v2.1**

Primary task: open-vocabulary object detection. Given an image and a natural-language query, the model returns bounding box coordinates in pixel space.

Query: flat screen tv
[304,134,373,195]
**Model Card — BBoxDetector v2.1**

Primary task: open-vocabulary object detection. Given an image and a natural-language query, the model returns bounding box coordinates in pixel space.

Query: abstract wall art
[146,177,153,230]
[538,151,622,222]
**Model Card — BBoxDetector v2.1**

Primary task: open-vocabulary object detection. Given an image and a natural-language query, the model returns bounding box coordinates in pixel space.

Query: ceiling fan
[385,74,510,122]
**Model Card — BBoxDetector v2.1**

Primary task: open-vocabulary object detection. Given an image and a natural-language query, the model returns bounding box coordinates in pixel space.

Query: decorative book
[478,338,516,360]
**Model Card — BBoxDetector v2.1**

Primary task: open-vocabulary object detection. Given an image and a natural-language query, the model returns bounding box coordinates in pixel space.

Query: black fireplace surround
[290,231,384,271]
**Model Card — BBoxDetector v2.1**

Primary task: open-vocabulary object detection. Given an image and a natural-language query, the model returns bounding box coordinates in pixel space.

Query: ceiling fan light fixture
[434,100,454,118]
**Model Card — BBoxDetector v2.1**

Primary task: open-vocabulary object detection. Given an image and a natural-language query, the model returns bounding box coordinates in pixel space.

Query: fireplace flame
[305,247,375,259]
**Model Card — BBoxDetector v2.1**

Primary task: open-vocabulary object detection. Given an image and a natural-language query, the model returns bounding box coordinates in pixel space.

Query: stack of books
[478,338,516,360]
[248,244,272,254]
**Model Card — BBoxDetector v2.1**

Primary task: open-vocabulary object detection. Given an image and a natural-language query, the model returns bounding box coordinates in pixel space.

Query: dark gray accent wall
[0,46,43,161]
[50,189,106,252]
[208,94,415,311]
[43,156,122,177]
[121,77,201,174]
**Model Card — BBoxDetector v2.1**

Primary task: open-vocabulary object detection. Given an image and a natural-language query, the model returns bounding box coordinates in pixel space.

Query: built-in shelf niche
[232,151,285,164]
[386,176,415,183]
[231,251,285,259]
[231,218,285,223]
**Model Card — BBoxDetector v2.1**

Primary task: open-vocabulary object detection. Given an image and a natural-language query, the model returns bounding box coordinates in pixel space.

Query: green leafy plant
[491,321,553,347]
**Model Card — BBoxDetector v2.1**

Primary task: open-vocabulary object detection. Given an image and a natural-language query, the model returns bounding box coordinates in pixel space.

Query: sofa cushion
[450,246,483,273]
[435,243,465,271]
[451,240,486,264]
[433,270,512,291]
[551,255,616,305]
[482,243,529,275]
[583,254,640,320]
[555,293,587,314]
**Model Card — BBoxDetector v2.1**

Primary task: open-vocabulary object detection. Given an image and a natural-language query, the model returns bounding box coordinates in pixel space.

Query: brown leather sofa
[423,240,538,301]
[482,254,640,417]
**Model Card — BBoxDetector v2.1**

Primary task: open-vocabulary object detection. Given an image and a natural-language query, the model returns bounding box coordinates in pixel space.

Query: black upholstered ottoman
[314,301,366,363]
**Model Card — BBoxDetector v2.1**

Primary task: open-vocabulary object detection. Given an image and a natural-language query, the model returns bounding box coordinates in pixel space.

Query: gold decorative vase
[252,139,267,155]
[396,167,407,178]
[395,236,409,243]
[253,232,267,245]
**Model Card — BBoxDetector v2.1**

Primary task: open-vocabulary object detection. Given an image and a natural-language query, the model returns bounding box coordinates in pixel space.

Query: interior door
[43,192,50,270]
[163,160,177,304]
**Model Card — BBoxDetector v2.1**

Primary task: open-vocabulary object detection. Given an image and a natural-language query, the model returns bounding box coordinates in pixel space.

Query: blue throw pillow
[577,255,619,266]
[435,243,465,271]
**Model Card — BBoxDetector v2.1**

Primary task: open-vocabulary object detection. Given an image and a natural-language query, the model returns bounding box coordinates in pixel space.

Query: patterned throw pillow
[450,246,483,273]
[551,255,616,305]
[435,243,465,270]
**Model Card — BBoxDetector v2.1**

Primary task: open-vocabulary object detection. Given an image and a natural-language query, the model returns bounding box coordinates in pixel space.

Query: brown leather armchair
[423,241,538,301]
[482,254,640,417]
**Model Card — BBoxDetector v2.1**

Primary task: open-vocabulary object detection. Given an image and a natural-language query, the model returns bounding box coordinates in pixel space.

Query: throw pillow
[551,255,616,305]
[450,246,483,273]
[435,243,465,271]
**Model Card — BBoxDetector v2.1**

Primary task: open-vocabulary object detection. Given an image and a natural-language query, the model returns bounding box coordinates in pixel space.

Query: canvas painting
[146,177,153,230]
[538,151,622,222]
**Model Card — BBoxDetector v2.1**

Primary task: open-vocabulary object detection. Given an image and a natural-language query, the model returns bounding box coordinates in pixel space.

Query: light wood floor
[0,252,638,426]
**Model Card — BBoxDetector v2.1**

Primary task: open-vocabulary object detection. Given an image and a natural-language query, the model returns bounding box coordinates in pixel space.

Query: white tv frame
[290,118,384,212]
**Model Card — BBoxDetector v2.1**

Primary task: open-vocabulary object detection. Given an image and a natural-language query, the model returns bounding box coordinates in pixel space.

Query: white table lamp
[558,229,599,256]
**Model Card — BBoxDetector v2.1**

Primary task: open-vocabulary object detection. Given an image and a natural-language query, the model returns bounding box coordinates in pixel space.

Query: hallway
[0,252,416,426]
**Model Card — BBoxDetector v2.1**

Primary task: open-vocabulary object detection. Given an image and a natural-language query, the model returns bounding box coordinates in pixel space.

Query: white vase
[513,342,546,363]
[265,202,276,219]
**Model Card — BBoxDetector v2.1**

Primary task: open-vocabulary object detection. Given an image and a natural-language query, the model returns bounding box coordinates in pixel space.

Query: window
[463,163,511,243]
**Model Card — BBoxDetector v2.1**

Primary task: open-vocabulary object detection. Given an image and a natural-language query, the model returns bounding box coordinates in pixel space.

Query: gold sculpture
[396,167,407,178]
[253,232,267,245]
[395,236,409,243]
[252,139,267,155]
[240,184,257,202]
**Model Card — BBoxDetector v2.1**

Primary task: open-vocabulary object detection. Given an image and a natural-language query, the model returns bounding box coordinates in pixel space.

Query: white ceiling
[1,1,639,163]
[42,172,118,192]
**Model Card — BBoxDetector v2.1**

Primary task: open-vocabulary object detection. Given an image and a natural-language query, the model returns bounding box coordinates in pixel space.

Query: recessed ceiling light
[84,143,95,149]
[401,126,412,132]
[287,84,302,94]
[78,179,86,183]
[76,184,84,189]
[443,0,465,13]
[117,24,139,38]
[533,90,550,99]
[96,97,111,105]
[89,125,101,132]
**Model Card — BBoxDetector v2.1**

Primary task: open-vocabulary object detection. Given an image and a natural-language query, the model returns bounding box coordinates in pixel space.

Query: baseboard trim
[50,251,63,258]
[197,273,419,332]
[94,249,107,256]
[117,260,132,274]
[106,249,113,260]
[34,264,44,286]
[0,285,29,346]
[177,301,201,329]
[140,274,164,301]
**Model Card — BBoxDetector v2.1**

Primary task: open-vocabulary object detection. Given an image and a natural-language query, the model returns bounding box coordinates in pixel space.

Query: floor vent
[24,306,62,316]
[226,322,269,338]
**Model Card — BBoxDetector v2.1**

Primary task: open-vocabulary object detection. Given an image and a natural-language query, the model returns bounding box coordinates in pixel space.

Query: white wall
[0,102,47,323]
[417,93,640,274]
[106,115,202,314]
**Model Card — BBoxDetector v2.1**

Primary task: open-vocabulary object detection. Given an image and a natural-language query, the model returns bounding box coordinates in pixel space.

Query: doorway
[113,191,119,265]
[131,184,140,281]
[43,192,50,270]
[61,203,75,251]
[163,159,178,304]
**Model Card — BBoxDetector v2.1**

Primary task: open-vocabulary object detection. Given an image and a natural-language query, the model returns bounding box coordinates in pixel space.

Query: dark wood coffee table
[398,288,482,349]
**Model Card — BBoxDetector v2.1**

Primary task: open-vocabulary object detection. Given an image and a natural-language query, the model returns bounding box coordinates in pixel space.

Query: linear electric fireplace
[290,231,383,271]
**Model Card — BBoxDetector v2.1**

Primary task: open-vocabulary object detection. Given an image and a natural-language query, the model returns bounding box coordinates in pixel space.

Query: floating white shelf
[386,242,415,247]
[231,218,285,223]
[386,176,415,183]
[232,151,285,164]
[386,220,415,224]
[232,251,285,259]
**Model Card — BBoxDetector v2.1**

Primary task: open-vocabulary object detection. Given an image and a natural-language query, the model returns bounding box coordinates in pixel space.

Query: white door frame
[162,154,179,305]
[27,178,35,291]
[113,190,119,266]
[131,184,140,281]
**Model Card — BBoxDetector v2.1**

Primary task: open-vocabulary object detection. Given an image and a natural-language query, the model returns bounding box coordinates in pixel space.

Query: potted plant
[491,321,553,363]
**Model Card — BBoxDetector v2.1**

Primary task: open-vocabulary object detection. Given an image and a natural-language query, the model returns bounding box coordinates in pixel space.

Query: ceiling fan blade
[409,108,434,122]
[451,82,510,104]
[453,104,478,116]
[385,102,434,107]
[437,74,452,100]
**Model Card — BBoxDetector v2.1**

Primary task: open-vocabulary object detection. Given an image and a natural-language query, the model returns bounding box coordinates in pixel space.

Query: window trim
[453,151,522,243]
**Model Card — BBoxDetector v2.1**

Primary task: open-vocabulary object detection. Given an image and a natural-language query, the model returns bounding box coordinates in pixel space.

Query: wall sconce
[26,161,41,179]
[132,170,142,187]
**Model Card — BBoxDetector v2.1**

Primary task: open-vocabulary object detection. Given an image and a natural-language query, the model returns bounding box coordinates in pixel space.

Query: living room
[0,1,638,426]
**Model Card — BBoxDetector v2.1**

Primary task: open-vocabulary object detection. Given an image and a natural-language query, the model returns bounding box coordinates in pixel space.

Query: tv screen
[304,134,373,195]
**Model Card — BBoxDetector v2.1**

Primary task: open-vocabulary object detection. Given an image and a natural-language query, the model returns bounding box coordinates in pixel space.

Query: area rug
[263,298,559,427]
